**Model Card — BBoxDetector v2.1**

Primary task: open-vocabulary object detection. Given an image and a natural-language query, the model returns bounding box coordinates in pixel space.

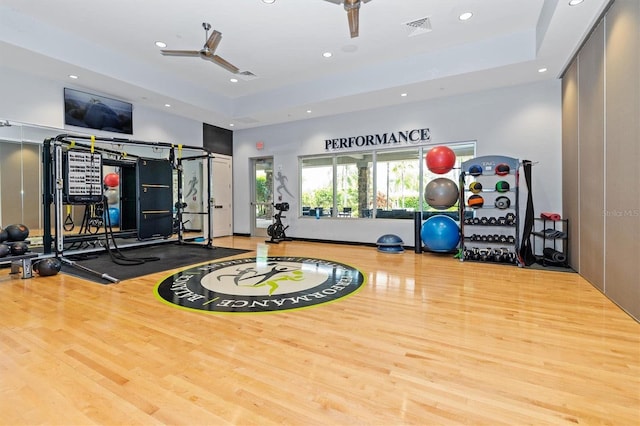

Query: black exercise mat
[61,243,251,284]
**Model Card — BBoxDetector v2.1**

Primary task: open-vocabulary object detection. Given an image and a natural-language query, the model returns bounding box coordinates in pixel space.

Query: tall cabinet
[459,155,520,265]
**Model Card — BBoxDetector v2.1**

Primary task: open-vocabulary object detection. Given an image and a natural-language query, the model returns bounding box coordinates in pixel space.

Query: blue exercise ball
[420,215,460,252]
[107,207,120,226]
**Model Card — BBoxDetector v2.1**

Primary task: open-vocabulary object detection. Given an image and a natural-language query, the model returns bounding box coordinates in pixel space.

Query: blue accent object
[107,207,120,226]
[420,215,460,252]
[377,245,405,253]
[376,234,404,247]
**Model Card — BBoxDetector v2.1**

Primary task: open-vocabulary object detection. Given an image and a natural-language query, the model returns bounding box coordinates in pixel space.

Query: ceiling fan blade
[210,55,240,74]
[205,30,222,53]
[161,49,201,57]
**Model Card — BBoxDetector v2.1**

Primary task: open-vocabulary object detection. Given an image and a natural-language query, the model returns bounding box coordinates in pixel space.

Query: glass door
[251,157,273,237]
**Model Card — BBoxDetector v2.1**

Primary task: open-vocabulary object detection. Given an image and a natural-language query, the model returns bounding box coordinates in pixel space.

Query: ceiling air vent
[404,16,432,37]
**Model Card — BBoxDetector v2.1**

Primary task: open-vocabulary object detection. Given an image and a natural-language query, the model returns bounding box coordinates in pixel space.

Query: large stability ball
[105,188,119,205]
[104,172,120,188]
[424,178,459,210]
[106,207,120,226]
[426,146,456,174]
[420,215,460,252]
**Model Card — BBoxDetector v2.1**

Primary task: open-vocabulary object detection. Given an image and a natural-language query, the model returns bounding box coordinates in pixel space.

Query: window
[300,156,333,217]
[299,142,475,219]
[336,153,373,218]
[375,149,420,219]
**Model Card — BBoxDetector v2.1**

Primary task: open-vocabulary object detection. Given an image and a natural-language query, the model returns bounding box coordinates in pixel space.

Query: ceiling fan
[324,0,373,38]
[160,22,245,74]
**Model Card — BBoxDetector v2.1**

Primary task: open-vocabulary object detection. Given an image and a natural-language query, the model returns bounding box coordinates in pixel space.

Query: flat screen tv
[64,88,133,134]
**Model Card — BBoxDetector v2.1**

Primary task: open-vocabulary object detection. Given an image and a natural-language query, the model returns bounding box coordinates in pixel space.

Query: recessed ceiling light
[322,51,333,58]
[538,67,548,73]
[68,74,78,79]
[164,103,171,108]
[155,41,167,48]
[230,123,235,127]
[306,110,312,114]
[459,12,473,21]
[568,0,584,5]
[230,78,238,83]
[400,93,408,97]
[262,0,275,4]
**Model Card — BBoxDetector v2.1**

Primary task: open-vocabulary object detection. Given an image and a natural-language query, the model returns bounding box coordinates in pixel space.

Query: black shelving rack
[532,218,569,267]
[458,155,521,265]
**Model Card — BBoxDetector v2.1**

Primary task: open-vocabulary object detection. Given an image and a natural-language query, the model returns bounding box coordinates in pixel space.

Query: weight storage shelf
[459,155,521,265]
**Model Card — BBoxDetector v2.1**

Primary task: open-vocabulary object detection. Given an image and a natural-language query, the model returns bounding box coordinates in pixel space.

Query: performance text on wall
[325,128,431,151]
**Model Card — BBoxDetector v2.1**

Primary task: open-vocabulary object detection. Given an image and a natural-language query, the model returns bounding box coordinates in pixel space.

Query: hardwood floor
[1,237,638,425]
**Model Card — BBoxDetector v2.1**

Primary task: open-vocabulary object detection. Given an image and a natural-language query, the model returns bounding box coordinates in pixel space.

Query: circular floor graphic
[154,256,366,313]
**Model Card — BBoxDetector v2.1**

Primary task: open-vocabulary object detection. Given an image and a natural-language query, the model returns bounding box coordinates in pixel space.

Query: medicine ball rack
[41,134,217,282]
[458,155,521,266]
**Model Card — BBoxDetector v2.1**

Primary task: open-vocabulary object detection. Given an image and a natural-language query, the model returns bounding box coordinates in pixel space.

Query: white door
[212,156,233,237]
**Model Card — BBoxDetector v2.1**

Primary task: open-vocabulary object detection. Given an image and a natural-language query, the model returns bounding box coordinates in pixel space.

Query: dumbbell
[480,216,489,225]
[498,234,508,243]
[505,213,516,225]
[479,249,489,262]
[488,217,498,225]
[497,216,507,226]
[507,235,515,244]
[473,217,481,225]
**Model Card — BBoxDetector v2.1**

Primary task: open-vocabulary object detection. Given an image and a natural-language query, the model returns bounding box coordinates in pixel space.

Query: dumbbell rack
[458,155,521,265]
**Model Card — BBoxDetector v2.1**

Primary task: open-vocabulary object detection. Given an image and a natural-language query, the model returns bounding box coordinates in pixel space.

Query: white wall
[0,66,203,146]
[234,80,562,246]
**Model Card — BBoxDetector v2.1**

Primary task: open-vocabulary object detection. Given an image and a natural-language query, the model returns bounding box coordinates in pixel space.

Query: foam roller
[543,248,566,264]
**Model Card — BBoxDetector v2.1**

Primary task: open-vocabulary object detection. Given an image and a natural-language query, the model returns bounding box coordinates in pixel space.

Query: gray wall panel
[604,0,640,320]
[562,59,580,270]
[577,21,606,291]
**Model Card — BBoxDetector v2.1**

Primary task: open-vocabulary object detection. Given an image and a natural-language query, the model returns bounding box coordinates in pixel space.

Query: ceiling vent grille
[404,16,432,37]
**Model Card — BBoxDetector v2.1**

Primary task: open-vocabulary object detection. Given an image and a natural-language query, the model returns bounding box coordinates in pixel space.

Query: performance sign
[325,127,431,151]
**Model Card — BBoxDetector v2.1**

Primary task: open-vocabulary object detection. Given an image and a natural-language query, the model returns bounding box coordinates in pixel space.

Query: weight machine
[42,134,217,282]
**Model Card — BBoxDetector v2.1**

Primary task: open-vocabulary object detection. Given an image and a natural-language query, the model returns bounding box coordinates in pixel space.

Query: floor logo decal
[155,256,366,313]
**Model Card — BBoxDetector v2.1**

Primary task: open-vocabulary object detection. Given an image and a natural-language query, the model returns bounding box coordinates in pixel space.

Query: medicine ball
[5,224,29,241]
[495,180,510,193]
[469,181,483,194]
[10,241,29,255]
[0,227,8,243]
[495,163,510,176]
[495,196,511,209]
[467,194,484,208]
[0,243,10,257]
[34,258,62,277]
[468,164,483,176]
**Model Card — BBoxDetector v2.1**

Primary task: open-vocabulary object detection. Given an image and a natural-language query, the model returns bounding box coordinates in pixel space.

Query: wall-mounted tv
[64,88,133,134]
